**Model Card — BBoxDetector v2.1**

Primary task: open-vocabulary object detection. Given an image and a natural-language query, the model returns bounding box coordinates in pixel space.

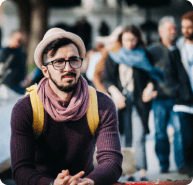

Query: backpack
[26,84,99,139]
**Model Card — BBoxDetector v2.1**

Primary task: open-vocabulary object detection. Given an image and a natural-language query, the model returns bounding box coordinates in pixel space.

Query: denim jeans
[152,98,185,170]
[119,91,147,170]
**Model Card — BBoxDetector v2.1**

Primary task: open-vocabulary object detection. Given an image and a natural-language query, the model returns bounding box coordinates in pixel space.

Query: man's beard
[48,71,78,92]
[185,32,193,40]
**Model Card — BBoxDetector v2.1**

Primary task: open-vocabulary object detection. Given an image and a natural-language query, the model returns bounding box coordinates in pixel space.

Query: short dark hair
[181,11,193,23]
[42,38,80,64]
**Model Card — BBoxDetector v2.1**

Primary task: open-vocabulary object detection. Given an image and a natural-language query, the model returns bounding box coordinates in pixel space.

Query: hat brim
[34,31,86,69]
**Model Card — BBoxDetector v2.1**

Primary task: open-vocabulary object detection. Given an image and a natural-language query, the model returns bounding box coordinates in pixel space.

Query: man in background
[143,16,187,174]
[165,11,193,177]
[0,30,26,94]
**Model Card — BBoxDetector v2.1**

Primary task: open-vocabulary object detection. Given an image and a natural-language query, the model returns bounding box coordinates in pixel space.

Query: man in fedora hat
[10,28,122,185]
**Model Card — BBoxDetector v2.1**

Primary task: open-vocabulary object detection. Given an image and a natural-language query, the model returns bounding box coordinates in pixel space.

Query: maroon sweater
[10,91,122,185]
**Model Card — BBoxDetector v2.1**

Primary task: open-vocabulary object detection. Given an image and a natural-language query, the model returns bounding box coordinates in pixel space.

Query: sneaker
[160,169,169,173]
[140,177,149,181]
[127,176,135,181]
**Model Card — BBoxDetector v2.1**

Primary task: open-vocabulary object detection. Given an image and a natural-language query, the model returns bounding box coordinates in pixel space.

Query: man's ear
[41,66,49,78]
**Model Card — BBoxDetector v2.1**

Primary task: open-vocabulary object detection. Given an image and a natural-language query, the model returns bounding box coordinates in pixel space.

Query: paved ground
[119,139,192,183]
[119,111,193,183]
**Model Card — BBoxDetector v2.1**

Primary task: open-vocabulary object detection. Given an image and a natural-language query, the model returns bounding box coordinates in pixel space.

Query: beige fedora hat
[34,27,86,69]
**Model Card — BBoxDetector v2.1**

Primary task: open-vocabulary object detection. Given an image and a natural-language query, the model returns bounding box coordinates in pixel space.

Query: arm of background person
[10,96,54,185]
[102,55,126,109]
[102,55,118,92]
[92,50,109,94]
[142,49,158,102]
[85,92,123,185]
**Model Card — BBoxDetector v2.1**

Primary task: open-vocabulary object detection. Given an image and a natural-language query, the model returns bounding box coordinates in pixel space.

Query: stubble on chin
[56,78,78,92]
[183,32,193,41]
[50,75,77,93]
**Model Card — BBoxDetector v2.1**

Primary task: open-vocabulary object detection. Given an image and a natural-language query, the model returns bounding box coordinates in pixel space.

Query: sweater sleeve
[86,92,123,185]
[10,96,54,185]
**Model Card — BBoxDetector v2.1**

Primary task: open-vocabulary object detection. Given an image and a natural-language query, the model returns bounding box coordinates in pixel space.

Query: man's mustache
[61,72,76,78]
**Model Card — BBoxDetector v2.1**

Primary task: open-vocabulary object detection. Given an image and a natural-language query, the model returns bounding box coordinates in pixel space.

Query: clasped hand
[142,82,157,103]
[54,170,94,185]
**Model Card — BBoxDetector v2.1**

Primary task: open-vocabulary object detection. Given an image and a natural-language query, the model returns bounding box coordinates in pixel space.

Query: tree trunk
[26,0,48,67]
[12,0,31,50]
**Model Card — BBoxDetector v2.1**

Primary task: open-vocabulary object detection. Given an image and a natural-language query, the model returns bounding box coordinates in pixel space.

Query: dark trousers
[178,112,193,167]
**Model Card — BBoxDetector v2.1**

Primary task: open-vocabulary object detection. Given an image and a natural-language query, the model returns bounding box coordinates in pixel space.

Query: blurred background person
[143,16,188,174]
[0,30,26,95]
[85,42,105,86]
[102,25,163,181]
[92,26,123,94]
[165,11,193,177]
[20,66,44,88]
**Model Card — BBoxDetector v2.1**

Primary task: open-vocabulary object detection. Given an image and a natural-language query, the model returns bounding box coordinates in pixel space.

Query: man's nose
[64,61,72,71]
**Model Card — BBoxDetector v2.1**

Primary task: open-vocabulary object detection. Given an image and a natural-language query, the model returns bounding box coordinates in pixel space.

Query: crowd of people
[0,10,193,185]
[85,11,193,180]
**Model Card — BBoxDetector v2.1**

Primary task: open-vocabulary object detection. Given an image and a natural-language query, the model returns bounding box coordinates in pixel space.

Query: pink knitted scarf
[37,75,89,122]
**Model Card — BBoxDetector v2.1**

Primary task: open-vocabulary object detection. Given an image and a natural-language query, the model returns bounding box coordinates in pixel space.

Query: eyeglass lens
[53,58,82,70]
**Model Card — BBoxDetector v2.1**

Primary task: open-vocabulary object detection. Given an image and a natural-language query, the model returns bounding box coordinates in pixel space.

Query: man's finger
[57,170,69,179]
[78,180,93,185]
[68,171,85,184]
[78,181,91,185]
[63,176,71,182]
[70,181,78,185]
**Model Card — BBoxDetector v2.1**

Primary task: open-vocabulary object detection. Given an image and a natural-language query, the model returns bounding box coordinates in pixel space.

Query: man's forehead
[163,21,176,29]
[56,43,78,52]
[182,19,193,26]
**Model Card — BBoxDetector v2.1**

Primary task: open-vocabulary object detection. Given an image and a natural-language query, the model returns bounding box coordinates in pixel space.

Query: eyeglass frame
[43,57,83,70]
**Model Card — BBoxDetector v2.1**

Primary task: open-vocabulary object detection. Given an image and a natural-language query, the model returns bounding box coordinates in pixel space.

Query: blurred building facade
[1,0,193,48]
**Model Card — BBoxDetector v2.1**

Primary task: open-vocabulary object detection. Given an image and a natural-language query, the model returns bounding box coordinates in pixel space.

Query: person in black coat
[165,47,193,174]
[142,16,188,174]
[164,11,193,176]
[0,30,26,94]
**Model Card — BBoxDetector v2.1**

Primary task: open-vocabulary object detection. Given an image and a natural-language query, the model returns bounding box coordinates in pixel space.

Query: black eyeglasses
[44,57,83,70]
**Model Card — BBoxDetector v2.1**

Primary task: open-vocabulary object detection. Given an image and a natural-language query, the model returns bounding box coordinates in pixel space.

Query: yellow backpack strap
[25,85,99,138]
[26,84,44,139]
[86,86,99,136]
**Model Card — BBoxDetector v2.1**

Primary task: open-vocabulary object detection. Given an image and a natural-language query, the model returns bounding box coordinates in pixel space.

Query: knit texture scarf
[37,75,89,122]
[109,47,164,82]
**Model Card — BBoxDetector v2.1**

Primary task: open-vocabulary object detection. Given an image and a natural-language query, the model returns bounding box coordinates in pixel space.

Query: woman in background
[102,25,163,181]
